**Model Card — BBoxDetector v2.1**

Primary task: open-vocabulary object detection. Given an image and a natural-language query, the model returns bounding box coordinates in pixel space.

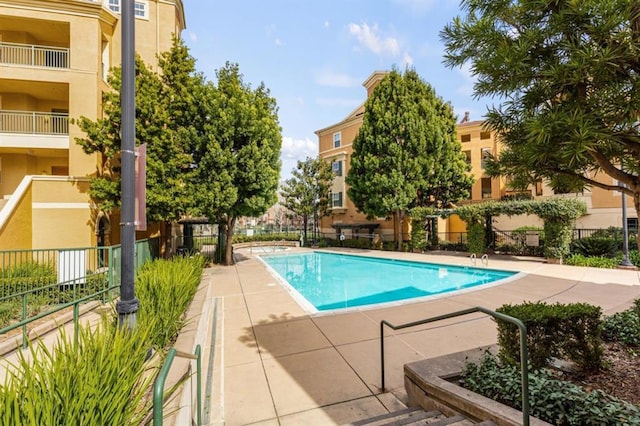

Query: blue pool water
[260,252,517,312]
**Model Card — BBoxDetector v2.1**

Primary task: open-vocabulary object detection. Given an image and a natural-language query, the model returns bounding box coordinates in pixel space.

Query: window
[105,0,148,18]
[331,192,343,208]
[333,132,341,148]
[481,147,492,169]
[134,0,148,18]
[481,178,492,199]
[332,160,342,176]
[480,131,491,140]
[535,179,543,196]
[461,134,471,143]
[628,218,638,234]
[107,0,119,13]
[463,150,471,165]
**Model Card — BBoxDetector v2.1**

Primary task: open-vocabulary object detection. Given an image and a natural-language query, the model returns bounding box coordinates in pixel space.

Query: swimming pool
[260,251,519,312]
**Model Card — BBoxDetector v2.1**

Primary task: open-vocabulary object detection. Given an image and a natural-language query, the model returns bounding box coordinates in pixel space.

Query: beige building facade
[0,0,185,250]
[316,71,635,242]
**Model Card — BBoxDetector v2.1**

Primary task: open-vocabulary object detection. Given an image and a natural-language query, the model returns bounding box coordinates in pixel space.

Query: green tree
[280,157,335,244]
[192,62,282,265]
[75,38,201,230]
[441,0,640,248]
[346,68,472,249]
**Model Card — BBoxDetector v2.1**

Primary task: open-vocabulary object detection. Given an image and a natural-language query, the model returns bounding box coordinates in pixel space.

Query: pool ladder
[470,253,489,267]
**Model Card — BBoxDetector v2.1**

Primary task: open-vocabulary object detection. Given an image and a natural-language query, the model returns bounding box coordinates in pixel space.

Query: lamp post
[620,181,633,267]
[116,0,139,328]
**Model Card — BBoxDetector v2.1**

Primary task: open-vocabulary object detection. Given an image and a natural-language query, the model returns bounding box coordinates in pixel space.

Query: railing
[0,110,69,135]
[153,345,202,426]
[0,42,69,68]
[380,307,530,426]
[0,239,159,348]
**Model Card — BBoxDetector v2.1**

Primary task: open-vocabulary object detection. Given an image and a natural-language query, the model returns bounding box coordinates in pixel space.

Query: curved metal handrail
[380,307,530,426]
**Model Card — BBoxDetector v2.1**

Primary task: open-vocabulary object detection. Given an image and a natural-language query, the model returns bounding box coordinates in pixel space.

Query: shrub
[136,255,205,349]
[543,220,573,260]
[570,237,618,257]
[602,308,640,347]
[0,318,156,424]
[564,254,620,269]
[496,302,603,370]
[467,222,485,255]
[461,352,640,425]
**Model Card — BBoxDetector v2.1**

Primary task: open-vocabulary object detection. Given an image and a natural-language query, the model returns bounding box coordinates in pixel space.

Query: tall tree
[75,39,201,230]
[346,68,472,249]
[192,62,282,265]
[441,0,640,248]
[280,157,335,244]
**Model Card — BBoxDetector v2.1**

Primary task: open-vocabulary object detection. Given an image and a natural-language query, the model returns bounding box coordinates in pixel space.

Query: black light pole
[117,0,139,328]
[620,181,633,267]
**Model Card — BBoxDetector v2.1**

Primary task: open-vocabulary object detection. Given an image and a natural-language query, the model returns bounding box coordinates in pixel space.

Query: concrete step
[348,406,495,426]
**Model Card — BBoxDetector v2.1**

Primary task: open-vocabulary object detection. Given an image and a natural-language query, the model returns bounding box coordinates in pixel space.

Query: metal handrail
[380,307,530,426]
[153,345,202,426]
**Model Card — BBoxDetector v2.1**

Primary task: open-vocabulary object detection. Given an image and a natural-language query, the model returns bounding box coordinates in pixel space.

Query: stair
[348,406,497,426]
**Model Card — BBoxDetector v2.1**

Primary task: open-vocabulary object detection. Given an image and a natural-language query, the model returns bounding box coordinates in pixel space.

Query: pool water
[261,252,517,312]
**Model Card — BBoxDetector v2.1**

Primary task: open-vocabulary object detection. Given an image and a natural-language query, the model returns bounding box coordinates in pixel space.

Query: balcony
[1,110,68,135]
[0,110,69,152]
[0,42,69,69]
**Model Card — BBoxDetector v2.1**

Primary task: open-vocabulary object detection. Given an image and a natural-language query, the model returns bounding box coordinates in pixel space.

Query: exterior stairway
[348,406,497,426]
[0,198,8,211]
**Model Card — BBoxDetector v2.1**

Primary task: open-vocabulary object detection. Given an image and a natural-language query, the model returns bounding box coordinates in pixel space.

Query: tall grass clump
[136,255,205,349]
[0,317,157,424]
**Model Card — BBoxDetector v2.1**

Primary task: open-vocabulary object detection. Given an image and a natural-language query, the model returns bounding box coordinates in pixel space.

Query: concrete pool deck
[206,248,640,425]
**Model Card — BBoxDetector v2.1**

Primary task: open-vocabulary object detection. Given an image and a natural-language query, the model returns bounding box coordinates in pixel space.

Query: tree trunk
[302,215,308,246]
[224,216,236,266]
[164,221,172,258]
[395,209,404,251]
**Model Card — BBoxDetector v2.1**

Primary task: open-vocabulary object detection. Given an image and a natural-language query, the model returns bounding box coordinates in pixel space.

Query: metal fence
[0,110,69,135]
[0,42,69,68]
[0,238,159,345]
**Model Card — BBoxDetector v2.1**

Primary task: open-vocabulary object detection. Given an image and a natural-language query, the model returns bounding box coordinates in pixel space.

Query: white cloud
[402,52,414,67]
[275,38,283,46]
[280,136,318,178]
[315,97,362,108]
[188,31,198,42]
[324,20,330,28]
[314,69,359,88]
[348,22,400,57]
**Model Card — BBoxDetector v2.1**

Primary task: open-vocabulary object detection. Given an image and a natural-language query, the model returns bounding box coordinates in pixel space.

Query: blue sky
[182,0,492,179]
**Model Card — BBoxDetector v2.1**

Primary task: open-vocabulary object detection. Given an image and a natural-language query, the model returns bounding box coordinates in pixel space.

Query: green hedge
[231,233,300,244]
[602,299,640,347]
[461,352,640,425]
[496,302,603,370]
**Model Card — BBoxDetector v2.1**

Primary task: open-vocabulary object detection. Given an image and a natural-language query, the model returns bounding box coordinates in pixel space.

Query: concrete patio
[204,248,640,425]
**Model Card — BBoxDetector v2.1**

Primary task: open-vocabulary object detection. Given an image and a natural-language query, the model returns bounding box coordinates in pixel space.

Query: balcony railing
[0,42,69,69]
[0,110,69,135]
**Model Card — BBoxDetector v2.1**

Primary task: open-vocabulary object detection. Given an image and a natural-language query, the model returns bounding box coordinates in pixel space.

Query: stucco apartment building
[316,71,636,241]
[0,0,185,250]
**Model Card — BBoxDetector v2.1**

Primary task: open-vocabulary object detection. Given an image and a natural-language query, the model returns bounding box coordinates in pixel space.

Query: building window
[481,178,492,199]
[105,0,148,18]
[480,131,491,140]
[333,132,341,148]
[107,0,119,13]
[134,0,148,18]
[481,147,492,169]
[461,134,471,143]
[332,160,342,176]
[331,192,343,208]
[628,218,638,234]
[535,179,543,196]
[463,150,471,165]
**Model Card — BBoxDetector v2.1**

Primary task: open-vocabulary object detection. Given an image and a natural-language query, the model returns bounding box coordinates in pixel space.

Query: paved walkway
[207,248,640,425]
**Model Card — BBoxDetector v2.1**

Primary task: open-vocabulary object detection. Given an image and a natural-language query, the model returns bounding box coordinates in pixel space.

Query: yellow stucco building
[316,71,636,242]
[0,0,185,250]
